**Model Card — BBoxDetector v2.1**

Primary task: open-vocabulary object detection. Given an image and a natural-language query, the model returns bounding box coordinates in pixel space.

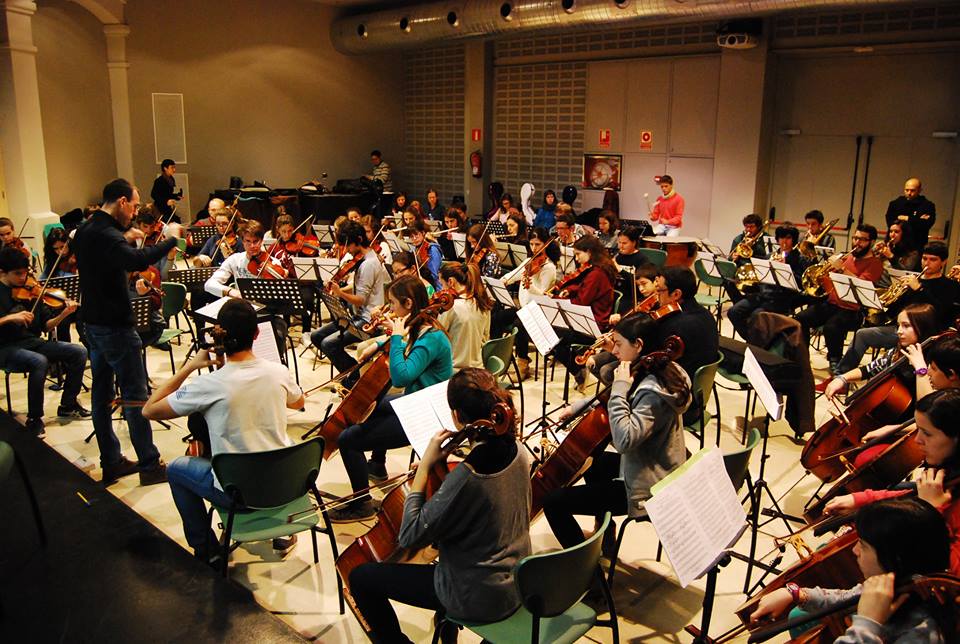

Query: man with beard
[885,177,936,249]
[796,224,884,374]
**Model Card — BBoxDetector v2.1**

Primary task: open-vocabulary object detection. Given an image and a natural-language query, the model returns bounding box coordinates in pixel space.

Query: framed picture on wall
[582,154,622,191]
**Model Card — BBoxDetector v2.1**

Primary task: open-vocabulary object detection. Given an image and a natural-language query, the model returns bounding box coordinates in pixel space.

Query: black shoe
[272,534,298,555]
[328,500,377,524]
[153,342,171,352]
[139,461,168,486]
[367,459,388,483]
[58,403,91,419]
[25,417,45,437]
[102,456,139,484]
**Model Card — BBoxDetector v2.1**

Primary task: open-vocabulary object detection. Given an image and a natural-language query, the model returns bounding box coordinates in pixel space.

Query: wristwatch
[786,582,801,604]
[915,367,929,376]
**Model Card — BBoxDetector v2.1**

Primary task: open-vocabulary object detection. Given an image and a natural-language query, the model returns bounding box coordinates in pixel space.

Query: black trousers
[554,330,595,380]
[542,451,628,548]
[490,307,529,360]
[795,301,862,363]
[349,562,443,644]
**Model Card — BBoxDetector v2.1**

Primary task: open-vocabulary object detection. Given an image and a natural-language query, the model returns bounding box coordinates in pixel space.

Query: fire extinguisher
[470,150,482,178]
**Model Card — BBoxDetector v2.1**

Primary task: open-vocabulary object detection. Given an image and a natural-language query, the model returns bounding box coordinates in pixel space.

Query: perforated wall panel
[152,93,187,164]
[402,45,465,206]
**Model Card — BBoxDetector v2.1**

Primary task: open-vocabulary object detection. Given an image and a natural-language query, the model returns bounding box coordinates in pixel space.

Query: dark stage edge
[0,414,305,643]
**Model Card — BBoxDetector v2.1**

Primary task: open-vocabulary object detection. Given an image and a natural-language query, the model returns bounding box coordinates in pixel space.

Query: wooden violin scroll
[638,334,684,370]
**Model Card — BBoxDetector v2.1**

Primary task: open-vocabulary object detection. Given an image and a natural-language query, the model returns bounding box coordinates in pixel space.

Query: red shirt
[566,266,615,331]
[825,254,884,310]
[651,193,685,228]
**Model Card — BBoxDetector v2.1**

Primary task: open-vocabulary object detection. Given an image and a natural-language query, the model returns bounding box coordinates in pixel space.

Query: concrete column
[462,41,490,217]
[708,41,770,247]
[103,23,133,181]
[0,0,54,231]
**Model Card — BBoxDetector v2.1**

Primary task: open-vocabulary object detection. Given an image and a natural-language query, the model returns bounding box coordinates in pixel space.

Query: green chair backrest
[715,259,738,281]
[482,327,517,376]
[723,427,760,492]
[0,441,14,481]
[637,248,667,268]
[694,258,724,288]
[692,352,724,408]
[514,512,610,617]
[212,437,324,509]
[160,281,188,320]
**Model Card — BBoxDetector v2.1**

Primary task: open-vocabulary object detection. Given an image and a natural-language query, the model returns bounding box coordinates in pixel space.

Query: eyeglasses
[852,236,871,242]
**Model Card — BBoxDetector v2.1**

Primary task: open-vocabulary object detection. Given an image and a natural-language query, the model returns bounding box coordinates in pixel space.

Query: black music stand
[45,275,80,301]
[187,225,217,248]
[236,278,304,384]
[167,266,217,290]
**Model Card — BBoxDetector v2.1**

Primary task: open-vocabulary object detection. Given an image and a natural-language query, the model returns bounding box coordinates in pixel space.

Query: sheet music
[391,380,458,459]
[508,244,528,265]
[829,273,860,305]
[645,448,748,588]
[311,257,341,283]
[503,259,530,285]
[699,239,726,257]
[252,320,283,364]
[451,232,467,259]
[558,246,577,274]
[292,257,320,282]
[313,225,336,246]
[750,258,776,286]
[517,302,561,356]
[850,275,883,310]
[557,300,602,338]
[743,347,784,421]
[530,295,570,329]
[482,277,518,308]
[769,260,799,291]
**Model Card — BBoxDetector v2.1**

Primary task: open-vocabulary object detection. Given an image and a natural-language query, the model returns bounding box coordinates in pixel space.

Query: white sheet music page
[850,275,883,310]
[645,448,747,588]
[750,258,777,286]
[743,347,784,421]
[828,273,860,305]
[251,321,283,364]
[391,380,457,459]
[451,233,467,258]
[503,258,530,284]
[482,277,518,308]
[517,302,561,356]
[770,260,799,291]
[557,300,602,337]
[194,295,234,320]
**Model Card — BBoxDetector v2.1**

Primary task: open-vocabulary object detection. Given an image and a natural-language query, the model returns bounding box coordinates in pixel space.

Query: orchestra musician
[406,220,442,289]
[194,209,243,268]
[41,227,77,280]
[729,213,768,265]
[553,207,584,248]
[648,175,684,237]
[796,224,884,375]
[437,207,467,262]
[390,192,408,222]
[272,214,320,335]
[437,263,492,370]
[346,207,363,223]
[0,246,88,437]
[727,225,816,340]
[0,216,34,267]
[876,220,920,272]
[545,313,691,550]
[401,208,423,230]
[466,223,502,278]
[361,214,391,265]
[750,497,951,640]
[330,276,453,522]
[490,192,513,223]
[553,235,617,392]
[191,198,225,228]
[424,188,444,221]
[150,159,182,222]
[533,189,557,230]
[310,221,388,388]
[391,250,436,297]
[204,220,289,300]
[653,267,721,389]
[614,226,649,269]
[502,210,529,246]
[510,226,560,381]
[802,209,836,251]
[142,299,304,563]
[347,368,531,643]
[834,242,960,377]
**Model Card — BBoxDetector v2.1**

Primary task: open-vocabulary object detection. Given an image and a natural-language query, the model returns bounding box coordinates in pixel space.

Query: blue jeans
[311,321,361,376]
[85,324,160,470]
[4,340,87,419]
[167,455,235,553]
[836,325,898,374]
[339,393,409,496]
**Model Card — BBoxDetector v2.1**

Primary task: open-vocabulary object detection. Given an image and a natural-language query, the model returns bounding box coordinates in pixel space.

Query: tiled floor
[11,318,844,643]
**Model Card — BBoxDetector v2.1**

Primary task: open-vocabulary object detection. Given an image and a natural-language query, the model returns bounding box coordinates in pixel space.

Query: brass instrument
[948,264,960,281]
[799,217,839,259]
[733,219,771,259]
[734,262,760,289]
[877,276,912,308]
[801,251,851,297]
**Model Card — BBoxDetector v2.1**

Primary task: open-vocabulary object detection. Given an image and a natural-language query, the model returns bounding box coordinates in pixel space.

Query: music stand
[45,275,80,301]
[313,224,336,249]
[849,276,883,310]
[697,254,723,280]
[167,266,217,290]
[516,301,561,438]
[828,273,860,306]
[187,225,217,248]
[494,241,513,268]
[507,243,528,267]
[556,300,602,338]
[769,260,800,291]
[450,232,467,259]
[699,239,726,257]
[317,291,371,341]
[483,277,519,309]
[558,246,577,274]
[236,279,305,384]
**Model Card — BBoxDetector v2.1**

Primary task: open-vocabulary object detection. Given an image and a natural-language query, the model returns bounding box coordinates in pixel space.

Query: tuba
[734,220,771,259]
[799,218,839,259]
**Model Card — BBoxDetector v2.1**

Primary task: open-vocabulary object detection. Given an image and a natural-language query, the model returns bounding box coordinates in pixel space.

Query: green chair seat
[213,494,318,542]
[158,328,184,344]
[451,602,596,644]
[637,247,666,267]
[695,293,725,308]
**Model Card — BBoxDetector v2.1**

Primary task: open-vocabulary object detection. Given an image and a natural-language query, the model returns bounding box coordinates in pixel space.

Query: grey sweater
[803,585,944,643]
[398,442,531,622]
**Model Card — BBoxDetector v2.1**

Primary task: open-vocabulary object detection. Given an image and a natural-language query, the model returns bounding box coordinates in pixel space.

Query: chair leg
[311,527,319,564]
[221,508,237,578]
[14,450,46,546]
[168,347,176,374]
[594,566,620,644]
[606,518,632,588]
[315,493,345,615]
[6,371,12,415]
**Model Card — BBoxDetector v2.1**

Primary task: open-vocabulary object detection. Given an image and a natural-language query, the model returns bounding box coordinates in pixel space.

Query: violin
[247,251,288,280]
[522,253,547,289]
[312,289,457,459]
[5,221,33,261]
[547,263,592,299]
[335,404,515,635]
[573,298,680,366]
[468,246,488,267]
[11,274,68,310]
[801,330,955,483]
[283,231,321,257]
[130,265,164,309]
[415,239,431,266]
[60,252,78,275]
[530,335,685,516]
[327,254,363,292]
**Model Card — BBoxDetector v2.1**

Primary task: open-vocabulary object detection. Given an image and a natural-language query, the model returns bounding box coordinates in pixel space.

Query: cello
[312,290,455,460]
[529,334,685,516]
[335,403,515,635]
[800,330,955,483]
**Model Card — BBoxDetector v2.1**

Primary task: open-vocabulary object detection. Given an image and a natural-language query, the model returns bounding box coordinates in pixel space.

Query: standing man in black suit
[885,177,936,249]
[150,158,182,223]
[74,178,183,485]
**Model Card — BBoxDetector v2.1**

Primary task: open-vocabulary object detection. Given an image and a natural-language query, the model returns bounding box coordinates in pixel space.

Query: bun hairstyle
[215,299,258,356]
[614,313,690,402]
[447,367,518,438]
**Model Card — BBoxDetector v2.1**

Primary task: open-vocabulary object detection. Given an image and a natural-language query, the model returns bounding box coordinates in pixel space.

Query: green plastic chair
[483,327,524,420]
[694,258,735,330]
[725,427,761,493]
[637,247,666,268]
[155,282,190,373]
[0,441,46,546]
[210,437,344,614]
[684,352,724,449]
[438,512,619,644]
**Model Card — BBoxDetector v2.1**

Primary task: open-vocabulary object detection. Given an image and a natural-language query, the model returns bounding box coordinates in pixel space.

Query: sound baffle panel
[152,93,187,164]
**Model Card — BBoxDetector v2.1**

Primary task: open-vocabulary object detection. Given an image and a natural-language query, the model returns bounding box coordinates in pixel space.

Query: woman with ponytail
[348,367,532,643]
[543,312,691,548]
[438,263,493,369]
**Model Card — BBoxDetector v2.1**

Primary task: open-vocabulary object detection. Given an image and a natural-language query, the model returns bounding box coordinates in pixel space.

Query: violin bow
[27,251,68,315]
[258,214,313,278]
[212,196,242,263]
